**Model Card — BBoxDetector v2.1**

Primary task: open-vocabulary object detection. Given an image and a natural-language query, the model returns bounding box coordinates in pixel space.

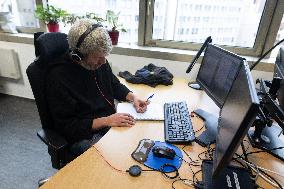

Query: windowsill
[0,32,34,44]
[0,32,275,72]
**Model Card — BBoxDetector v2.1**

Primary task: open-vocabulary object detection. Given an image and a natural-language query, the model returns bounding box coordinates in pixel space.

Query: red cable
[94,75,116,112]
[92,146,125,173]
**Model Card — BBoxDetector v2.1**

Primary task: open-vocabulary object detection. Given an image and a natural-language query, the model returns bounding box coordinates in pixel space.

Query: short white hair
[68,19,112,56]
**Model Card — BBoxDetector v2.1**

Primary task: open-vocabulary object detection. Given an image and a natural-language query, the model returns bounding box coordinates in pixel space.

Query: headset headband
[75,23,102,50]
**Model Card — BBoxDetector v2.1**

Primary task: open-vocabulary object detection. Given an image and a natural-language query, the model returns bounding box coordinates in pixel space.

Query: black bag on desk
[119,63,174,87]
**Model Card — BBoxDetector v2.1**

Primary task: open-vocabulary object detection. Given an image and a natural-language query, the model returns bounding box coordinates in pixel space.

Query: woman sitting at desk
[46,19,148,157]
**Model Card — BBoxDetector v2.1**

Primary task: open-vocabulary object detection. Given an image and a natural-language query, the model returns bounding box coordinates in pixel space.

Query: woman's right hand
[106,113,135,127]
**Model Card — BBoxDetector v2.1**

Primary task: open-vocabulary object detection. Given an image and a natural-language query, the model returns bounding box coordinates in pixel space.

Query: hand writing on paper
[133,97,150,113]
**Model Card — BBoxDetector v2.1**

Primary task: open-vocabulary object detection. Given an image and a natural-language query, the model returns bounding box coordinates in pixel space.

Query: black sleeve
[46,76,93,143]
[106,62,131,101]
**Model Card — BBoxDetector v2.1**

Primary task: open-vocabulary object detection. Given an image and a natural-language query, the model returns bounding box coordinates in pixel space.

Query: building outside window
[145,0,284,57]
[151,0,266,48]
[1,0,284,57]
[0,0,40,33]
[271,14,284,57]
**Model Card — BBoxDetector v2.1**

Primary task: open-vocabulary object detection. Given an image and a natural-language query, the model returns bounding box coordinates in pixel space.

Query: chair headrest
[35,32,69,65]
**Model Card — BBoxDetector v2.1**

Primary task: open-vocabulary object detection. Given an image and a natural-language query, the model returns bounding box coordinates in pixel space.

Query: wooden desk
[41,78,284,189]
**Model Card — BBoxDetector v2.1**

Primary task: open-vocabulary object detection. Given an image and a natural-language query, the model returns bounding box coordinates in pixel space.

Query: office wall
[0,41,34,99]
[0,41,273,99]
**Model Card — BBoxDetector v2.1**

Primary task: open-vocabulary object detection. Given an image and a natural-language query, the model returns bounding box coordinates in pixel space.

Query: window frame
[16,0,47,33]
[139,0,284,57]
[15,0,284,58]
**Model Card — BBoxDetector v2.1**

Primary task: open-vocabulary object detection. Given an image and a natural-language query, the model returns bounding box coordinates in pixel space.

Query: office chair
[26,32,75,173]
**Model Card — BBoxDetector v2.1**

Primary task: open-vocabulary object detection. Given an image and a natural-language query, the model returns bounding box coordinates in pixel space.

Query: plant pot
[47,23,59,32]
[108,30,119,45]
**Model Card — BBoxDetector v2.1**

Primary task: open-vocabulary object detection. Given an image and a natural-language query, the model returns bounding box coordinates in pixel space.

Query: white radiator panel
[0,48,20,79]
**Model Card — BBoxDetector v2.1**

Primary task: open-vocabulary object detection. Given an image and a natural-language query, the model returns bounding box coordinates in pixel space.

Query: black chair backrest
[26,32,69,129]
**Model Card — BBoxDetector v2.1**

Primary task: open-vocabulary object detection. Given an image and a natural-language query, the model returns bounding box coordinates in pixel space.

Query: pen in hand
[146,94,154,102]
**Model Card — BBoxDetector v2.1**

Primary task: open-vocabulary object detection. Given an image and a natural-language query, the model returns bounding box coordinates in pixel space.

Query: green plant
[106,10,126,32]
[85,13,105,23]
[62,12,105,26]
[35,5,68,24]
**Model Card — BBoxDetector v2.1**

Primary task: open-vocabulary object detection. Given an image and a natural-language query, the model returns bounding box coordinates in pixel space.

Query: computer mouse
[152,146,176,160]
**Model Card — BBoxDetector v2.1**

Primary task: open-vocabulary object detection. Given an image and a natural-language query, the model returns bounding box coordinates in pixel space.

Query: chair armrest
[37,129,68,151]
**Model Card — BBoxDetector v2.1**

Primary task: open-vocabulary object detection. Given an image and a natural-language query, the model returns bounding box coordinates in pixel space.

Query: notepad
[117,102,164,120]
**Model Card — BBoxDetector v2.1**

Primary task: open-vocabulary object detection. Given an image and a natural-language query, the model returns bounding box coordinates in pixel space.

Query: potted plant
[35,5,68,32]
[106,10,126,45]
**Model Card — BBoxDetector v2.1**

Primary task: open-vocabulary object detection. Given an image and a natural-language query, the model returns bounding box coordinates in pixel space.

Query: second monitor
[197,44,245,108]
[192,44,246,146]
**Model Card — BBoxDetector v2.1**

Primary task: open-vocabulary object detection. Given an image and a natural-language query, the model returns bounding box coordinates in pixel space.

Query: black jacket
[46,56,130,144]
[119,63,173,87]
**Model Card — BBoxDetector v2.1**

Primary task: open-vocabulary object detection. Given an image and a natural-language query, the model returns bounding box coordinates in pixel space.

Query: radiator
[0,48,20,79]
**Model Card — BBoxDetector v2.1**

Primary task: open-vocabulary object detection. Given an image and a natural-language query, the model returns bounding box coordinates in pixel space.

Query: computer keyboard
[164,101,195,144]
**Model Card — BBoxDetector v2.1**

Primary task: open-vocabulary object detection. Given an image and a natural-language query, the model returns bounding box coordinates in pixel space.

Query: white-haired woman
[46,20,148,157]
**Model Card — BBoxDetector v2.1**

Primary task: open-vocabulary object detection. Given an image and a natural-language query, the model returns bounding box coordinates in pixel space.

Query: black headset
[70,23,102,62]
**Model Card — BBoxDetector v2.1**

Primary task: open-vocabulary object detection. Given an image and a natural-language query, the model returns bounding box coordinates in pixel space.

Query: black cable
[192,169,202,185]
[179,145,216,188]
[255,184,265,189]
[206,145,215,160]
[176,148,203,186]
[250,38,284,70]
[160,164,179,179]
[191,113,205,134]
[245,146,284,157]
[172,178,195,189]
[181,146,200,166]
[181,146,201,165]
[175,152,199,186]
[197,146,215,161]
[232,158,248,169]
[198,150,208,161]
[193,123,205,134]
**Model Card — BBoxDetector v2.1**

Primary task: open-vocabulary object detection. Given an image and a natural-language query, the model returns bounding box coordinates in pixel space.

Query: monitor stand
[194,109,218,147]
[188,82,202,90]
[248,123,284,161]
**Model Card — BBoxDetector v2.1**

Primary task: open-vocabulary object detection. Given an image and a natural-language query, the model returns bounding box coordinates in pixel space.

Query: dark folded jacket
[119,63,174,87]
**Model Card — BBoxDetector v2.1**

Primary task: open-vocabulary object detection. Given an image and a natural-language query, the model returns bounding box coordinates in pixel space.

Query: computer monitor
[193,44,246,147]
[247,46,284,161]
[212,61,259,178]
[196,44,245,108]
[275,47,284,109]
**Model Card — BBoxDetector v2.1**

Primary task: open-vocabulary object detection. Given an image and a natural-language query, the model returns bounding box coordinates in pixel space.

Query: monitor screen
[274,47,284,109]
[212,61,259,178]
[196,44,244,108]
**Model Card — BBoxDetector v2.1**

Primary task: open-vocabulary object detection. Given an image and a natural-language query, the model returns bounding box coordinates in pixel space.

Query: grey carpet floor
[0,94,56,189]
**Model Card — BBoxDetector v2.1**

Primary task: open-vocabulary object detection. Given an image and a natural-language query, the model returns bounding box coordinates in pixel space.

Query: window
[270,14,284,58]
[2,0,284,58]
[191,28,198,35]
[0,0,43,33]
[276,14,284,43]
[135,15,139,22]
[48,0,139,44]
[144,0,284,56]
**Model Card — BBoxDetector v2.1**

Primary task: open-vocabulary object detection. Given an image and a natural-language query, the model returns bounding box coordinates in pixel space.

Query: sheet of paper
[117,102,164,120]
